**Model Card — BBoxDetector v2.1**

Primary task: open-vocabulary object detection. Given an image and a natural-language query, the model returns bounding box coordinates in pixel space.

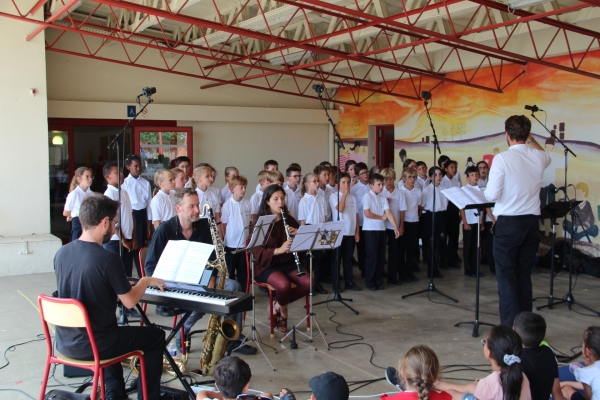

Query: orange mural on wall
[336,51,600,252]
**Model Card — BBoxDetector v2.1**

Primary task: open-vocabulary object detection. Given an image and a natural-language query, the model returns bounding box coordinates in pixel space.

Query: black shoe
[464,271,477,278]
[155,305,175,317]
[407,274,419,282]
[367,286,377,291]
[345,281,361,291]
[376,285,385,290]
[314,284,328,295]
[227,340,257,355]
[387,278,403,286]
[449,262,462,269]
[427,270,443,278]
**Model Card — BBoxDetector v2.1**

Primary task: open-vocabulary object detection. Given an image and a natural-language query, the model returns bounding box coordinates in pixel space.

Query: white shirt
[417,176,431,190]
[64,186,93,218]
[250,190,263,215]
[318,186,335,206]
[150,190,176,223]
[284,185,302,220]
[350,181,370,226]
[122,175,152,219]
[401,186,421,223]
[462,185,482,225]
[382,187,407,230]
[574,360,600,400]
[104,185,134,240]
[441,174,461,190]
[478,178,488,189]
[196,187,221,218]
[329,192,358,236]
[221,198,251,248]
[419,184,448,212]
[255,182,262,194]
[485,144,550,217]
[362,190,389,231]
[298,192,331,224]
[221,185,233,205]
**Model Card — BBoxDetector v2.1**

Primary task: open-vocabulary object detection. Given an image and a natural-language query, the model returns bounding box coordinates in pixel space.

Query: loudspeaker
[539,241,586,274]
[63,365,94,378]
[583,257,600,278]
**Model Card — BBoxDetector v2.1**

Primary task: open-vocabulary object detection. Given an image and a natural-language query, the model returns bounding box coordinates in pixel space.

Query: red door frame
[133,126,194,174]
[374,124,394,167]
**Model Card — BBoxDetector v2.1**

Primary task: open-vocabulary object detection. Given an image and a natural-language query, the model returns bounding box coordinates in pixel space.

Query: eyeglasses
[236,395,273,400]
[478,166,488,170]
[359,171,369,176]
[481,338,487,347]
[111,219,120,229]
[407,175,417,179]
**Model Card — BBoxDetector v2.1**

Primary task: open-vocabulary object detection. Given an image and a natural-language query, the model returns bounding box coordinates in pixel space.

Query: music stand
[533,201,571,309]
[454,201,495,337]
[279,222,344,348]
[234,215,278,370]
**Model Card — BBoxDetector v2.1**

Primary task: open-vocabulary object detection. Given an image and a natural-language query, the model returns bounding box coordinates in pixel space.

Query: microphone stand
[402,95,458,303]
[109,93,153,324]
[312,88,359,315]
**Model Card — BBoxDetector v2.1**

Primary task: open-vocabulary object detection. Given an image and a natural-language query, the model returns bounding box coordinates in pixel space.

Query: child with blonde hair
[190,165,222,222]
[151,169,176,229]
[222,175,251,289]
[221,166,239,205]
[63,166,94,241]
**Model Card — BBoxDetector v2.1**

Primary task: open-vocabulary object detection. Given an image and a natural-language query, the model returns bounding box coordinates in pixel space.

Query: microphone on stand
[554,184,574,193]
[312,84,325,94]
[141,87,156,97]
[525,104,543,112]
[421,91,432,100]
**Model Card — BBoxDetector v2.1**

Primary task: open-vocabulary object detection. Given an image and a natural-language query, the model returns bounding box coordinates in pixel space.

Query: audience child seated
[382,344,451,400]
[435,325,531,400]
[309,371,350,400]
[561,326,600,400]
[513,312,561,400]
[196,356,274,400]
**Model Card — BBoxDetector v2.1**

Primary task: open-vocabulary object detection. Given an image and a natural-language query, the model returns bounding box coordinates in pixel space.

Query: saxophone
[198,204,240,376]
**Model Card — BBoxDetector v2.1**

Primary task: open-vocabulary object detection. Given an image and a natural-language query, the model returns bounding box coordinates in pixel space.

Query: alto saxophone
[280,207,305,277]
[198,204,240,376]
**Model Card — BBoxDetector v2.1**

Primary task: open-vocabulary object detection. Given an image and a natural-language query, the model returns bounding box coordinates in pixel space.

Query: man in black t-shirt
[514,312,562,400]
[54,194,168,400]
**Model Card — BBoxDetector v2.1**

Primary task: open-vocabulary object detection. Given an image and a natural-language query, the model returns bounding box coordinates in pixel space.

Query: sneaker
[226,340,257,355]
[385,367,403,391]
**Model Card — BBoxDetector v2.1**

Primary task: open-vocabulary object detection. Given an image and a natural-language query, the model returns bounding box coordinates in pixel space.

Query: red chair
[138,247,186,357]
[38,294,148,400]
[245,250,310,338]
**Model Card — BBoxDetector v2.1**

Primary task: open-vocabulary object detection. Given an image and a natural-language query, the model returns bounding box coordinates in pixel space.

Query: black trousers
[493,215,539,326]
[422,211,445,275]
[399,222,419,279]
[462,223,479,274]
[356,226,366,272]
[445,202,460,264]
[302,250,325,284]
[63,326,165,400]
[483,221,496,272]
[225,246,248,291]
[333,235,356,285]
[70,216,83,242]
[364,230,386,288]
[103,239,135,277]
[386,229,400,280]
[132,208,148,277]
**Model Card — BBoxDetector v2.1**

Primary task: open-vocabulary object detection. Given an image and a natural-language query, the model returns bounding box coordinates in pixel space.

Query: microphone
[421,91,432,100]
[524,104,543,112]
[554,184,574,193]
[141,87,156,97]
[312,84,325,94]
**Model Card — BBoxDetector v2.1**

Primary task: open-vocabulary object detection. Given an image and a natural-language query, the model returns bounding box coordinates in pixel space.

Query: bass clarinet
[280,207,305,277]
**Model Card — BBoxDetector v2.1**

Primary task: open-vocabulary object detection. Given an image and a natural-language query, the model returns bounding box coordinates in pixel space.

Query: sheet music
[247,214,276,249]
[442,187,490,209]
[153,240,214,284]
[291,221,344,252]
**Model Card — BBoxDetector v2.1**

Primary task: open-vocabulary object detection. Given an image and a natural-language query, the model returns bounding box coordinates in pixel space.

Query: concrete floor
[1,262,598,400]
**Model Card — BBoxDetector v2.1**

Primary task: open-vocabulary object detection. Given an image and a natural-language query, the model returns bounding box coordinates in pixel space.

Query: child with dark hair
[436,325,531,400]
[513,312,561,400]
[440,159,461,269]
[195,356,274,400]
[351,162,370,277]
[419,167,447,279]
[561,326,600,400]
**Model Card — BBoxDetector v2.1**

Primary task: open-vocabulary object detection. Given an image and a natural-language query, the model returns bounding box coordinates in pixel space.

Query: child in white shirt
[399,167,421,283]
[251,170,284,222]
[381,168,406,286]
[150,169,176,229]
[419,167,447,279]
[221,166,239,206]
[350,162,371,277]
[284,166,302,220]
[63,166,93,241]
[460,166,484,278]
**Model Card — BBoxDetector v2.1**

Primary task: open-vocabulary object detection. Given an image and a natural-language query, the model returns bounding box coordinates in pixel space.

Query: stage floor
[1,261,598,399]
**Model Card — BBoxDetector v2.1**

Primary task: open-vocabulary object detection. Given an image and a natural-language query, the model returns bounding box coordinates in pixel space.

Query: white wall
[0,3,62,276]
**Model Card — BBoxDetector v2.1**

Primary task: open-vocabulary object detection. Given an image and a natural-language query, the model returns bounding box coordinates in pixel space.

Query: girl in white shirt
[191,165,222,223]
[150,169,176,229]
[171,167,187,190]
[419,167,447,278]
[298,173,331,295]
[63,166,93,241]
[221,166,239,206]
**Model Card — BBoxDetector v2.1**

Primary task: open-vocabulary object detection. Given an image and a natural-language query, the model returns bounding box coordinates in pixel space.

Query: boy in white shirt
[416,161,430,190]
[441,159,462,269]
[250,170,284,222]
[350,162,370,277]
[460,166,485,278]
[314,164,334,208]
[174,156,191,186]
[363,173,400,291]
[381,168,406,286]
[329,173,361,292]
[222,176,252,290]
[399,167,421,283]
[220,167,239,205]
[419,166,447,279]
[284,166,302,220]
[254,159,279,193]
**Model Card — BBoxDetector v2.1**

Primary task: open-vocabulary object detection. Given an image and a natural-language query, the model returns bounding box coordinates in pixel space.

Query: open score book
[441,186,493,209]
[152,240,215,284]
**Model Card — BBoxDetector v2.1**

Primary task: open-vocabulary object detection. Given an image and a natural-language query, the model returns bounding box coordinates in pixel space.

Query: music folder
[441,186,495,210]
[152,240,215,284]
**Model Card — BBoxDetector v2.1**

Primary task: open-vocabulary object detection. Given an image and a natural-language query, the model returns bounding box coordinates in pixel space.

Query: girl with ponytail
[63,166,93,241]
[435,325,531,400]
[381,345,451,400]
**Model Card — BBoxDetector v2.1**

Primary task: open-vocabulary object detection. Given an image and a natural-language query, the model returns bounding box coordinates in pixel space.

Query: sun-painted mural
[336,51,600,254]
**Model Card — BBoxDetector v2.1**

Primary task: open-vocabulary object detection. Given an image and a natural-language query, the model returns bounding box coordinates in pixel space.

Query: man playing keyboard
[145,188,256,355]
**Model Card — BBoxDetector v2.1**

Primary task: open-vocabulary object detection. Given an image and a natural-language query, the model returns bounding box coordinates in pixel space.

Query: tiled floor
[1,263,598,400]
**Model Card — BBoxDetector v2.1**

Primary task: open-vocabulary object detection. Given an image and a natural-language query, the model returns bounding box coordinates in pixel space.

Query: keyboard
[139,280,253,316]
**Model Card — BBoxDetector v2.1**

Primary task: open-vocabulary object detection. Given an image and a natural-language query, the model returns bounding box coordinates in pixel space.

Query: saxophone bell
[280,207,305,277]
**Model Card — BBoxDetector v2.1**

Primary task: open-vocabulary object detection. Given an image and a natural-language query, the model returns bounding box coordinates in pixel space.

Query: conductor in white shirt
[484,115,550,327]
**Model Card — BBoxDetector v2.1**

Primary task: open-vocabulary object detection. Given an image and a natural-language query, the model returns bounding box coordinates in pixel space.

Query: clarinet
[280,207,305,277]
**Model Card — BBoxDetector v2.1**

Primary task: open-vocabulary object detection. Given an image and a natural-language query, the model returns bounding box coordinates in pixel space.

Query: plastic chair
[245,250,310,338]
[38,294,148,400]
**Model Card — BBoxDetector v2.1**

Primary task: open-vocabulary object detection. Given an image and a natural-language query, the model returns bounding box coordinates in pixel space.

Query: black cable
[427,292,500,317]
[0,334,45,370]
[0,388,36,399]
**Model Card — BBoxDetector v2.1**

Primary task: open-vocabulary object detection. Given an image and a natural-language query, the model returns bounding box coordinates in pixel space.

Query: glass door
[48,127,73,242]
[133,127,194,180]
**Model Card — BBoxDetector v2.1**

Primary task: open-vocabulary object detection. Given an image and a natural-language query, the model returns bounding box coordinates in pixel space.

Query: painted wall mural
[336,51,600,254]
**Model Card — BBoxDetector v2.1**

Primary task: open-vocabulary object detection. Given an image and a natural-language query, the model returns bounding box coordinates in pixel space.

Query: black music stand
[533,201,571,309]
[235,215,278,370]
[454,201,495,337]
